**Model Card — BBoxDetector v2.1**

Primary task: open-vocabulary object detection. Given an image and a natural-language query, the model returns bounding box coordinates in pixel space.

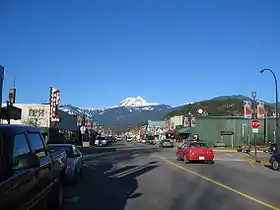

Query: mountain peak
[119,96,149,107]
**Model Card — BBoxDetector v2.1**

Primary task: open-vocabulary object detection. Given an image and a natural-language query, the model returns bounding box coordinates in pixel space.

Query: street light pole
[260,68,279,152]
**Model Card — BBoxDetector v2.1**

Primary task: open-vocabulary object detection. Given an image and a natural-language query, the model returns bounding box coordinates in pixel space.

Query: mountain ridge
[60,95,279,128]
[59,97,173,128]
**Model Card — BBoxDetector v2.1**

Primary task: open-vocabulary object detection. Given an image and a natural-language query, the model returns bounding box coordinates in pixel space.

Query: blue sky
[1,0,280,107]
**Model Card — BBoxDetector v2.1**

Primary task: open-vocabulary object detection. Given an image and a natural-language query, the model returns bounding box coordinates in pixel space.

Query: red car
[176,141,214,164]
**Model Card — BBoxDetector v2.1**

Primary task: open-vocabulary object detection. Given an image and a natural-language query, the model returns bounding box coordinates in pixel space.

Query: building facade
[147,115,277,146]
[1,104,78,143]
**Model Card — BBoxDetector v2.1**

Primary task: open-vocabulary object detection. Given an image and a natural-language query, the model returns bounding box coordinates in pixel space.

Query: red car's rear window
[189,143,207,148]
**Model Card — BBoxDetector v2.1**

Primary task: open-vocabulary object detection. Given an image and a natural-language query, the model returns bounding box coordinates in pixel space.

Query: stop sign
[251,119,260,129]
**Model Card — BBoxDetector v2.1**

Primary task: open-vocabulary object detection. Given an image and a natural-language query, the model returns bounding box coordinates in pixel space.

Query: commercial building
[146,115,276,146]
[146,120,167,140]
[1,103,78,143]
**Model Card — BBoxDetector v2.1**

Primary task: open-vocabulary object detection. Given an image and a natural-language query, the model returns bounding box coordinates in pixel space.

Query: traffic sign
[251,119,260,129]
[252,128,259,133]
[80,126,86,134]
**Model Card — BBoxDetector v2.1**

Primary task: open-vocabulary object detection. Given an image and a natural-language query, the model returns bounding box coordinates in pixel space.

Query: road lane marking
[161,158,280,210]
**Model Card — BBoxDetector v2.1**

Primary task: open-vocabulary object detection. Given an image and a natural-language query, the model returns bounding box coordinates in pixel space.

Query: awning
[177,127,193,134]
[164,129,178,135]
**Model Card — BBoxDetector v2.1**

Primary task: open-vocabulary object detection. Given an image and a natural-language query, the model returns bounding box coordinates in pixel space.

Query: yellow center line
[161,158,280,210]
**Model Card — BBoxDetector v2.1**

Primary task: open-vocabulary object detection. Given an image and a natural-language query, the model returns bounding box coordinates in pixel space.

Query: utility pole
[6,100,10,124]
[252,91,257,157]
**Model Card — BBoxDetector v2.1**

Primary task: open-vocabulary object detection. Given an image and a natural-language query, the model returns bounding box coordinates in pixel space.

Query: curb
[240,156,270,165]
[213,150,263,153]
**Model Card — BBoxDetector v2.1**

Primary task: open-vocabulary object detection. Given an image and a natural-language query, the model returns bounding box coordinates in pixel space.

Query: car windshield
[97,137,105,140]
[163,140,170,142]
[189,143,207,148]
[49,146,75,158]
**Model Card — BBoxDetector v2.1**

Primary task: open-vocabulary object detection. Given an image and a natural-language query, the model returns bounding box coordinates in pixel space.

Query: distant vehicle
[95,137,108,146]
[127,137,132,142]
[116,136,122,141]
[159,139,173,148]
[176,141,214,164]
[48,144,83,181]
[0,125,66,210]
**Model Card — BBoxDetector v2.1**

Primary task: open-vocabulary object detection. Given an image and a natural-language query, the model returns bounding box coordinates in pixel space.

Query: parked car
[159,139,174,148]
[141,139,146,144]
[116,136,122,141]
[269,153,280,170]
[176,141,214,164]
[48,144,83,181]
[0,125,67,210]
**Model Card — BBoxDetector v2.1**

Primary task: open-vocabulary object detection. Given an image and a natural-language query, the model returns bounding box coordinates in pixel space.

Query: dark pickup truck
[0,125,67,210]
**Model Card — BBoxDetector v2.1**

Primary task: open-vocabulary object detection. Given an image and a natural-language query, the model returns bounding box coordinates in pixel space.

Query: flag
[243,100,252,119]
[257,101,265,119]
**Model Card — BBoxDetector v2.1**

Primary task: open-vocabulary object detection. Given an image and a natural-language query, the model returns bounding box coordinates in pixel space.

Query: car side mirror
[13,153,40,170]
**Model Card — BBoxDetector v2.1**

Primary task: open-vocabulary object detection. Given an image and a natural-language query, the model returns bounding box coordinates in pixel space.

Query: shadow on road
[65,147,159,210]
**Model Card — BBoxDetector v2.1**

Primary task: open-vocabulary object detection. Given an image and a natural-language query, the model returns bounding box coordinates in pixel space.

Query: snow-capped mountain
[119,96,159,107]
[59,97,172,128]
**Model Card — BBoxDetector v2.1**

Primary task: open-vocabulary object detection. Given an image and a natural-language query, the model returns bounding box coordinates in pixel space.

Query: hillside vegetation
[164,97,275,119]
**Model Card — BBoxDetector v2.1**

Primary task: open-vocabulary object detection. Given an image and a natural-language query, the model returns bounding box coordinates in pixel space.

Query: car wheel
[183,155,189,164]
[208,160,215,164]
[48,181,64,210]
[271,159,280,170]
[176,155,180,161]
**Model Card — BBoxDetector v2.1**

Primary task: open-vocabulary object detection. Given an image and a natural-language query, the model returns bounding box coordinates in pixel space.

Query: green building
[176,116,277,146]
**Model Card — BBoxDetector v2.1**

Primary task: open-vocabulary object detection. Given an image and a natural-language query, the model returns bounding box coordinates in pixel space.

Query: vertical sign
[166,120,171,130]
[76,116,82,126]
[257,101,265,119]
[49,87,60,122]
[171,122,175,130]
[243,100,252,119]
[85,118,91,128]
[183,116,189,126]
[191,117,196,127]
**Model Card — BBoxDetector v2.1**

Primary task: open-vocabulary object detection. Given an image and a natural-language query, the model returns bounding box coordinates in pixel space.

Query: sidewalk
[241,152,271,165]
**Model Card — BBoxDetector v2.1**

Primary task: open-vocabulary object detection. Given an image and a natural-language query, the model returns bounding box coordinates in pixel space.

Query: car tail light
[207,150,213,154]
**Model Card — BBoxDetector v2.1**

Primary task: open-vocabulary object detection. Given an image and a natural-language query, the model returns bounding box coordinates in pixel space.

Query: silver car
[48,144,83,181]
[95,137,108,146]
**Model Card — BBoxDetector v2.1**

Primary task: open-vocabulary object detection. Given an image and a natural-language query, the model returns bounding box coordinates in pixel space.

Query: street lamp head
[260,68,272,73]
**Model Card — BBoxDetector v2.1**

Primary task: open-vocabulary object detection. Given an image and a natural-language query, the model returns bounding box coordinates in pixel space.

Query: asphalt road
[64,142,280,210]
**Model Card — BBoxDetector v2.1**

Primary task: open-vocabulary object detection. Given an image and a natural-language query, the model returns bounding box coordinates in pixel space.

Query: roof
[0,124,41,133]
[177,127,193,134]
[47,144,74,147]
[147,120,166,127]
[164,129,178,134]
